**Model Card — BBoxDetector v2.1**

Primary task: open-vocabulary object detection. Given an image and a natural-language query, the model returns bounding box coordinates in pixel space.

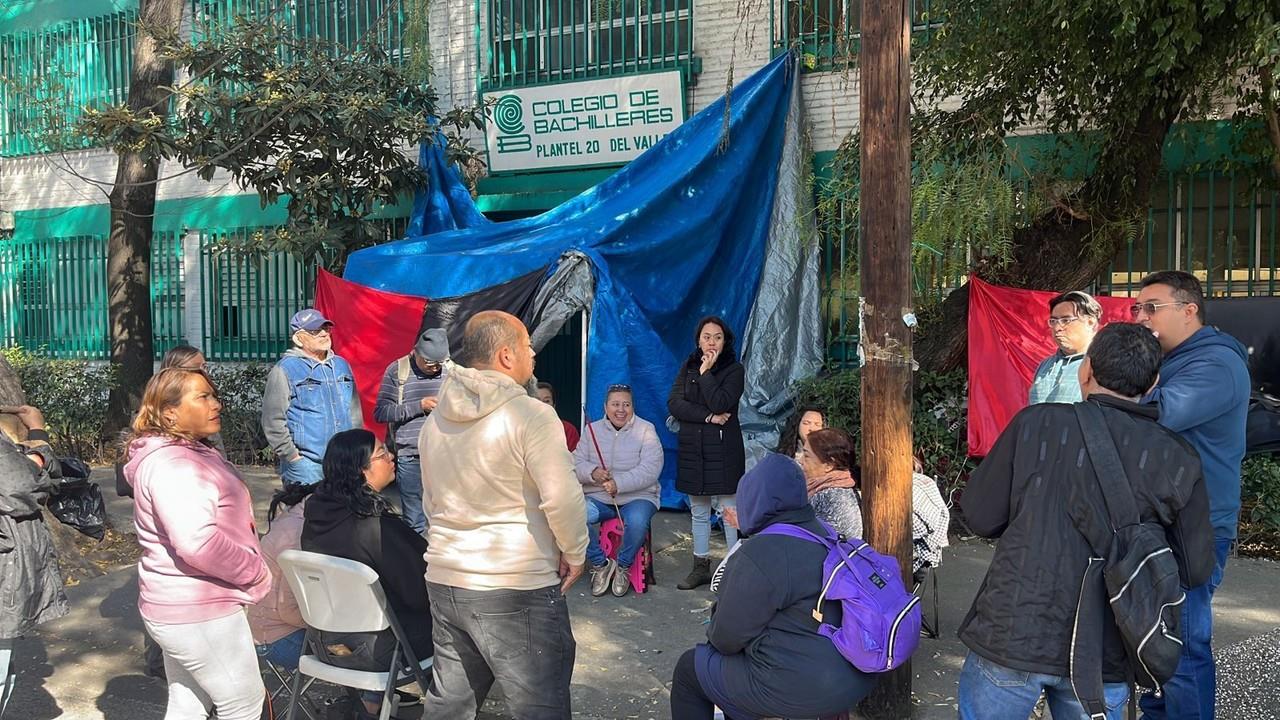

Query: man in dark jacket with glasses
[957,323,1214,719]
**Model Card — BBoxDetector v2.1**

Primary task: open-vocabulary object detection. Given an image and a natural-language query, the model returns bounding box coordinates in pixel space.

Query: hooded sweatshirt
[1147,326,1251,540]
[419,364,588,591]
[123,436,270,624]
[695,454,875,719]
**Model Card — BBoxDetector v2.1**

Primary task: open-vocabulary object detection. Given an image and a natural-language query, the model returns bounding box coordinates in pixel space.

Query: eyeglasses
[178,362,209,372]
[371,447,392,462]
[1046,316,1080,328]
[1129,301,1188,319]
[607,384,631,393]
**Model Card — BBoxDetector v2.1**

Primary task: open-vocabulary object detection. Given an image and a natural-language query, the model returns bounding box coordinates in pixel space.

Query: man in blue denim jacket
[261,308,363,485]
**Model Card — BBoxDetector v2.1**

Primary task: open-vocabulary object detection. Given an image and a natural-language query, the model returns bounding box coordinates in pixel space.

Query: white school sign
[482,70,685,173]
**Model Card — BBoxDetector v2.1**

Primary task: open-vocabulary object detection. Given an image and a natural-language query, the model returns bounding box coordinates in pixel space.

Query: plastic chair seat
[295,654,433,693]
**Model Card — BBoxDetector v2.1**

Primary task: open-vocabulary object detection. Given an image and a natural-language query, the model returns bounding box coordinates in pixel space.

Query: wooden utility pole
[858,0,914,716]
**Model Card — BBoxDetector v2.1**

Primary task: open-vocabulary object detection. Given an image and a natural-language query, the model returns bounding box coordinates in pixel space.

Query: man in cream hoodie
[418,311,588,719]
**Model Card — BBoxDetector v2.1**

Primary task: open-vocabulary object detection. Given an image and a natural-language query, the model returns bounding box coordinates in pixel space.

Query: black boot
[677,556,712,590]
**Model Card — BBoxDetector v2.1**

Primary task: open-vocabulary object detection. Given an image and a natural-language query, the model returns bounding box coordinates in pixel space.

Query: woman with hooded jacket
[670,453,877,719]
[0,404,68,716]
[667,316,746,590]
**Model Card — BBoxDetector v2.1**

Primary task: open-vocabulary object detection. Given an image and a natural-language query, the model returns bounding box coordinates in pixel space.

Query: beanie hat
[415,328,450,363]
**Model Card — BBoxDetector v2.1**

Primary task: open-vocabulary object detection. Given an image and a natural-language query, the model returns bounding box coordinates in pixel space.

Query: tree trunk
[858,0,914,716]
[103,0,186,433]
[915,90,1185,373]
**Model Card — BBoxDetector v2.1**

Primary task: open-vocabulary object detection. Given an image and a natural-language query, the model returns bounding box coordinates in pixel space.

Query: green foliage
[1,346,272,465]
[205,363,273,465]
[1240,454,1280,557]
[817,129,1038,311]
[916,0,1277,209]
[792,368,974,500]
[1,347,118,460]
[77,15,485,262]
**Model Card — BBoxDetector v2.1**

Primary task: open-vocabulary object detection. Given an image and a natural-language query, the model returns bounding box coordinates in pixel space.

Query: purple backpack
[758,520,921,673]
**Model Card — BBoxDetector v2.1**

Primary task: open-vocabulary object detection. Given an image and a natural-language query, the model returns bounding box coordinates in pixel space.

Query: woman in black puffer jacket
[667,316,745,590]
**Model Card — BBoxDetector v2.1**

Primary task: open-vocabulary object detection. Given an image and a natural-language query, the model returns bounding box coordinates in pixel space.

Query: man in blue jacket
[1133,270,1250,720]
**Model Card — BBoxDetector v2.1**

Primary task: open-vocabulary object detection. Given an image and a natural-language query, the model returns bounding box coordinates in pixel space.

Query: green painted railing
[0,1,409,157]
[770,0,940,71]
[199,229,321,362]
[0,233,187,359]
[819,169,1280,368]
[1100,171,1280,298]
[190,0,407,57]
[0,9,136,157]
[480,0,695,90]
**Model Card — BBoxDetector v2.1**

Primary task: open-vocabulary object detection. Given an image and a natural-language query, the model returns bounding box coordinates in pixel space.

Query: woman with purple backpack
[669,453,878,719]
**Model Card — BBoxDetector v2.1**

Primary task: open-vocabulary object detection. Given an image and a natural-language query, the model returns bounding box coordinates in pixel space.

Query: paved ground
[8,467,1280,719]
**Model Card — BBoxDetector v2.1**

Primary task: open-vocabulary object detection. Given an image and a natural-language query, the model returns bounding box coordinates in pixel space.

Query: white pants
[144,610,264,720]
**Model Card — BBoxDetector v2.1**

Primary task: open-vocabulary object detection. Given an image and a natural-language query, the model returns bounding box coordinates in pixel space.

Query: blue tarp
[344,54,798,507]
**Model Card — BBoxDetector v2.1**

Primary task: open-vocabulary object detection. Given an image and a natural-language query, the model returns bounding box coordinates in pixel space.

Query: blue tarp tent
[344,53,822,507]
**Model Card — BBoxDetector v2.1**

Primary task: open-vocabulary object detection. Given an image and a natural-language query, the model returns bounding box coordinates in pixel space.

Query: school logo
[493,95,531,154]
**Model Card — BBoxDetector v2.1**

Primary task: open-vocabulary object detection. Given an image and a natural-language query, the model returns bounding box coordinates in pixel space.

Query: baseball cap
[290,308,333,333]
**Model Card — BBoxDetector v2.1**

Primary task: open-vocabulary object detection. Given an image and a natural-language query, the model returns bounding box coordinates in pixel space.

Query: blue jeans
[585,497,658,568]
[689,495,737,557]
[390,456,426,534]
[957,652,1129,720]
[1139,537,1232,720]
[256,628,306,671]
[280,456,324,486]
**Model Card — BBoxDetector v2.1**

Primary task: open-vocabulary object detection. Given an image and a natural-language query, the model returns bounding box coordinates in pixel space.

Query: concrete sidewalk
[9,467,1280,719]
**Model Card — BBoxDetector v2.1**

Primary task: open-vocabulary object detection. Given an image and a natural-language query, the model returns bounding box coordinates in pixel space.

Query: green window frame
[770,0,941,72]
[481,0,695,90]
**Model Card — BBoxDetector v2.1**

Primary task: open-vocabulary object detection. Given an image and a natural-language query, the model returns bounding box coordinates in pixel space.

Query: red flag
[314,269,428,439]
[966,277,1131,456]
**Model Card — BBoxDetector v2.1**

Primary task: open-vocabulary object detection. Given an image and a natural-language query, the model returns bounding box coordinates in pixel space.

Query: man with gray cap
[373,328,450,533]
[261,307,362,485]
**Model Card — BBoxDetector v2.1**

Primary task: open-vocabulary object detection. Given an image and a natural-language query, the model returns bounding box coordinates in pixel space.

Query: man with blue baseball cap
[261,307,363,485]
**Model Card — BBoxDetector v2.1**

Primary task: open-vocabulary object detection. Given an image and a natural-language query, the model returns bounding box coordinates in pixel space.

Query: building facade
[2,0,1276,365]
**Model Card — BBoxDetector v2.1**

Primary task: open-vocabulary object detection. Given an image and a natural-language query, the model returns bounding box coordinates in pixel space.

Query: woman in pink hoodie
[123,368,271,720]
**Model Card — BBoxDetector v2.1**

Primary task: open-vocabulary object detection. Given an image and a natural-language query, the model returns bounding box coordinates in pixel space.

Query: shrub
[205,363,273,465]
[1,347,117,460]
[1239,454,1280,558]
[1,347,272,465]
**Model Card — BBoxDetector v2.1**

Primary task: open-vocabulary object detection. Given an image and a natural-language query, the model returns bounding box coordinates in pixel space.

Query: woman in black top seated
[301,428,431,718]
[670,453,877,719]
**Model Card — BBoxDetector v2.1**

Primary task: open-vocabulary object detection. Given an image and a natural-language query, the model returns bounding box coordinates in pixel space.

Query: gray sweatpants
[143,609,264,720]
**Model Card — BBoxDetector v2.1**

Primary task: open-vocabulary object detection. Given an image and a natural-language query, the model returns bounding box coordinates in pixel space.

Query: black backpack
[1070,402,1185,719]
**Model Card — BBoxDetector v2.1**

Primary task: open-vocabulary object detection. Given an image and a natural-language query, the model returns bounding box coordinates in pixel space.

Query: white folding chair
[276,550,433,720]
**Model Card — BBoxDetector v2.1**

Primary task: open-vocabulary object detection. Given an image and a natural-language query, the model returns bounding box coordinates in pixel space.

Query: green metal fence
[770,0,940,71]
[480,0,696,89]
[190,0,408,57]
[0,235,109,358]
[819,169,1280,367]
[0,1,409,157]
[199,229,321,362]
[1099,171,1280,298]
[0,233,188,359]
[0,9,136,157]
[152,230,188,357]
